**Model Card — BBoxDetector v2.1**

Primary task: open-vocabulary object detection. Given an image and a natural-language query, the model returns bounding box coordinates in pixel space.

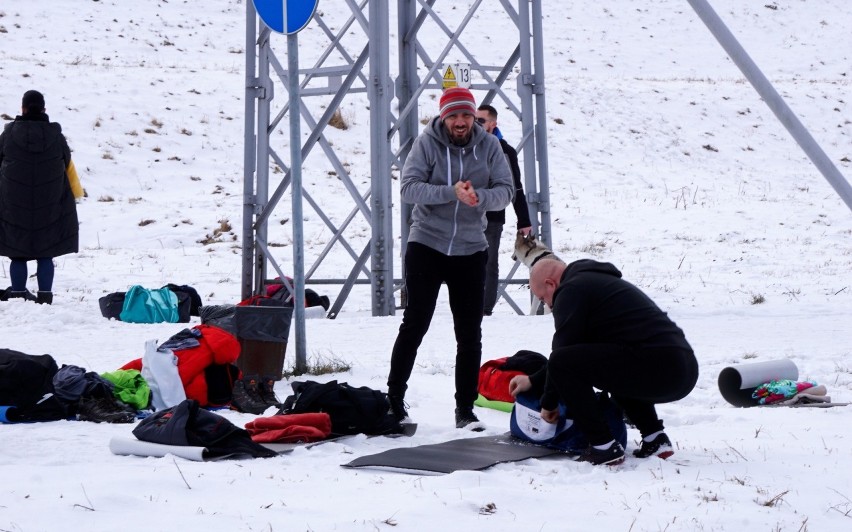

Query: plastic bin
[234,305,293,380]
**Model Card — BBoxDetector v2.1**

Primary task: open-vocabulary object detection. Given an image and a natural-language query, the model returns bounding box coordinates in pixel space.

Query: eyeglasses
[475,117,488,125]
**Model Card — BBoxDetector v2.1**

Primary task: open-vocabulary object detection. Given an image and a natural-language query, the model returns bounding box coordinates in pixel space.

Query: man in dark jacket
[475,105,532,316]
[387,87,514,430]
[510,258,698,465]
[0,90,78,305]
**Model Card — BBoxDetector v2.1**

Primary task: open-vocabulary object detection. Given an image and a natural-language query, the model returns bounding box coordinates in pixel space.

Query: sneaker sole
[656,448,675,460]
[602,455,625,466]
[457,420,486,432]
[581,454,625,466]
[634,445,674,460]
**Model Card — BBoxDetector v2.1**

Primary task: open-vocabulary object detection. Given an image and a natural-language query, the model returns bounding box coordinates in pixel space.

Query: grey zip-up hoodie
[402,116,514,256]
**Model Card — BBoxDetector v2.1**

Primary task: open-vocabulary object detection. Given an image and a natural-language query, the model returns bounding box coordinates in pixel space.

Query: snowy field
[1,1,851,531]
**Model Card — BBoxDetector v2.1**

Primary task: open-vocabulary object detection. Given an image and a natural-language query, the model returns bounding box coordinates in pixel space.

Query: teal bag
[119,285,180,323]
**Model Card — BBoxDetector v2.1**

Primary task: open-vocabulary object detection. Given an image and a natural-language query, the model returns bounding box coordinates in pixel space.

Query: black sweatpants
[387,242,487,408]
[546,344,698,445]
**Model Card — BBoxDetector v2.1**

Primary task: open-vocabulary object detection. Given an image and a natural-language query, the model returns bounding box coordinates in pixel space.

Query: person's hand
[540,407,559,424]
[508,375,532,397]
[518,226,532,237]
[454,180,479,207]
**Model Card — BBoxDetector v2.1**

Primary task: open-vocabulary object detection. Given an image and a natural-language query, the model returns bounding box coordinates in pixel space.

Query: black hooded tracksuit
[529,259,698,446]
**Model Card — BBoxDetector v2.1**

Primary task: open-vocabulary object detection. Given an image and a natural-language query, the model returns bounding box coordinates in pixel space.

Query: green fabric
[474,393,514,413]
[101,369,150,410]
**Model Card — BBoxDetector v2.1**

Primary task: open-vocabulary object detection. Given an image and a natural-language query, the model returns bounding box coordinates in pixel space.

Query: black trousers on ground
[547,344,698,445]
[387,242,487,408]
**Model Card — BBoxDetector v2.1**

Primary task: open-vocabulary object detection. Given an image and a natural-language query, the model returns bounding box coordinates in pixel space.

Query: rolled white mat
[109,436,208,461]
[718,359,798,407]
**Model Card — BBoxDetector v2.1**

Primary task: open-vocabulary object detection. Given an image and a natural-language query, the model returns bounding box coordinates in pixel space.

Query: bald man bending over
[510,258,698,465]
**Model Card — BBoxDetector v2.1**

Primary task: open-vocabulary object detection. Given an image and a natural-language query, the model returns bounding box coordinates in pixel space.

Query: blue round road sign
[253,0,318,35]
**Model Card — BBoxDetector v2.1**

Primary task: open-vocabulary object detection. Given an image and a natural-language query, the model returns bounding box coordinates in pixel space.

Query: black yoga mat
[342,433,564,474]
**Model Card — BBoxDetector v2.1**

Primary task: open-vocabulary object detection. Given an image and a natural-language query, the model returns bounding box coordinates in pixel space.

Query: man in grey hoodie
[387,87,514,430]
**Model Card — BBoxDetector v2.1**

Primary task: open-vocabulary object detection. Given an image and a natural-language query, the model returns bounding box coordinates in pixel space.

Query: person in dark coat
[475,104,533,316]
[509,258,698,466]
[0,90,79,305]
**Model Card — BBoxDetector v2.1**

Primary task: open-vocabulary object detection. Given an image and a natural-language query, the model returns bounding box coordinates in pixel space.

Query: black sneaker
[454,407,486,431]
[388,394,412,423]
[579,441,626,466]
[633,433,674,459]
[231,376,269,414]
[258,375,281,407]
[76,396,136,424]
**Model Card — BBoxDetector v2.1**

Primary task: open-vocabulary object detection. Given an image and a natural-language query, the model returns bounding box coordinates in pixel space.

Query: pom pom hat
[439,87,476,121]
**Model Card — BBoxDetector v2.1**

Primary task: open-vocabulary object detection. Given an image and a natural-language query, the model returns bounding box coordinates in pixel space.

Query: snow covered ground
[1,1,851,531]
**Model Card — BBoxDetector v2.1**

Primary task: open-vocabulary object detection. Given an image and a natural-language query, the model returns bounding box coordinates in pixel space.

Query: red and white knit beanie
[439,87,476,121]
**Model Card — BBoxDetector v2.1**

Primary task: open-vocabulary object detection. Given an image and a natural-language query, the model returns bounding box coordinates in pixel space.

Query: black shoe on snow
[454,407,486,432]
[7,290,37,302]
[633,433,674,459]
[36,291,53,305]
[388,394,412,423]
[231,376,269,414]
[579,441,626,466]
[76,396,136,424]
[258,375,281,407]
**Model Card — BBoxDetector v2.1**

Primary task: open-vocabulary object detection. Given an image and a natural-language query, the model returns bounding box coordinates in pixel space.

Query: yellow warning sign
[442,65,457,89]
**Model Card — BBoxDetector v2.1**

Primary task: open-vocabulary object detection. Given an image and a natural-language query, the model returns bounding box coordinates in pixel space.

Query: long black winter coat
[0,113,78,258]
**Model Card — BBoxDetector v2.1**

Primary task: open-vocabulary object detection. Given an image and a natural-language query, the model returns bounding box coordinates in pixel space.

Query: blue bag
[119,285,180,324]
[509,391,627,453]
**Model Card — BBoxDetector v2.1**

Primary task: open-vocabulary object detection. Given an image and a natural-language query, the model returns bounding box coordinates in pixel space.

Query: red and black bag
[477,350,548,403]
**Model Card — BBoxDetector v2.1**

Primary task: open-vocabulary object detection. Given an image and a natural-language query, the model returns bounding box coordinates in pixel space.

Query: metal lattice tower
[242,0,553,320]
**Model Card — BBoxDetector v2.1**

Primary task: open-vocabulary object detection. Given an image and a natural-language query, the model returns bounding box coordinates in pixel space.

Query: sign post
[252,0,318,374]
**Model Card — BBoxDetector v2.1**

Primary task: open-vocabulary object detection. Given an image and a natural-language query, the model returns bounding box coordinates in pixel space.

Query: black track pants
[387,242,486,408]
[546,344,698,445]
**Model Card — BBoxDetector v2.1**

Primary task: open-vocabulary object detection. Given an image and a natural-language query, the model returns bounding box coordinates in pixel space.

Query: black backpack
[280,380,402,436]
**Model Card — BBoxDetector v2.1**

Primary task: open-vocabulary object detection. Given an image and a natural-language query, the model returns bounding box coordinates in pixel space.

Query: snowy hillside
[1,1,851,531]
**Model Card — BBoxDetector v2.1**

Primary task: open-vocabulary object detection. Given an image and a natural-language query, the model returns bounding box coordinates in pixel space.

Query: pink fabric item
[245,412,332,443]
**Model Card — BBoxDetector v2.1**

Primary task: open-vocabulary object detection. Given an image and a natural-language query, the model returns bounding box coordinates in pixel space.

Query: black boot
[230,375,269,414]
[258,375,282,407]
[454,406,486,431]
[36,291,53,305]
[388,394,411,423]
[8,290,37,302]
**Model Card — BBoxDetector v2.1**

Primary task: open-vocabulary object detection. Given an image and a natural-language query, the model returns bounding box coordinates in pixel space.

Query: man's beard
[449,129,472,146]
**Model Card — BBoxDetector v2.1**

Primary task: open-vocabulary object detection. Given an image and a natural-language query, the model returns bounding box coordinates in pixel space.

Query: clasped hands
[453,180,479,207]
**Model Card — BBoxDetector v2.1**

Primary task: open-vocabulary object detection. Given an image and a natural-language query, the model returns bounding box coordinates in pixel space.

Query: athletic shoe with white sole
[579,441,626,466]
[633,432,674,459]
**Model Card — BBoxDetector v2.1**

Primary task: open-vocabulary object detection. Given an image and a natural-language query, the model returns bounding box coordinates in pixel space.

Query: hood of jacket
[423,114,490,151]
[5,113,63,155]
[563,259,623,280]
